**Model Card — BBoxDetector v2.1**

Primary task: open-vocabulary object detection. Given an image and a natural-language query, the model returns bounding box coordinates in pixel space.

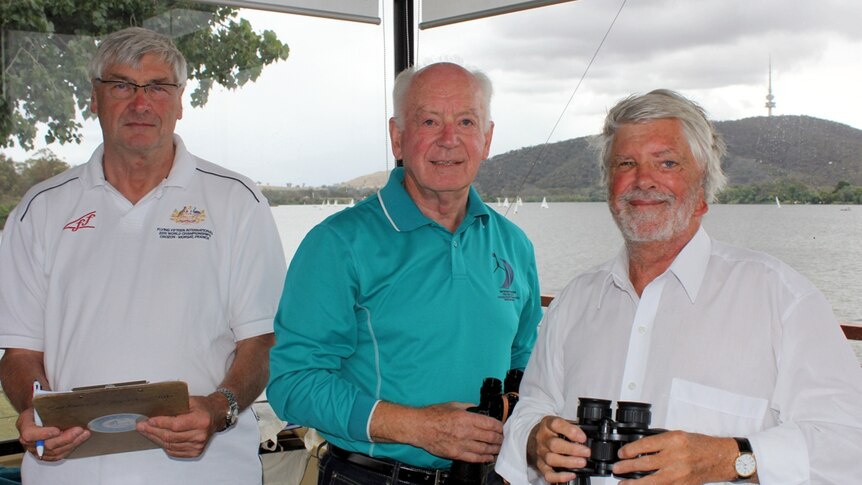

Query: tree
[0,153,19,201]
[0,150,69,229]
[1,1,290,150]
[16,149,69,192]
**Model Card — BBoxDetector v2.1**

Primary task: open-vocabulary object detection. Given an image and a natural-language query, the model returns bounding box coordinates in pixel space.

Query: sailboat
[502,197,510,208]
[775,196,781,208]
[516,197,524,207]
[540,197,549,209]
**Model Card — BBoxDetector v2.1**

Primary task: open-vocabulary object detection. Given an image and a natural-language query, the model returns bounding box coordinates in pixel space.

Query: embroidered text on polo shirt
[157,205,213,240]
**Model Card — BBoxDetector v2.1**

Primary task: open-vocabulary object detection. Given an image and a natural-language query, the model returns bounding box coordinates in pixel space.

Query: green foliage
[0,150,70,229]
[716,179,862,205]
[1,0,290,149]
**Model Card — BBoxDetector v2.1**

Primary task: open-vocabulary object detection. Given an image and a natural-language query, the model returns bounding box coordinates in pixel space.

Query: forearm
[369,401,420,445]
[212,333,274,411]
[0,348,47,411]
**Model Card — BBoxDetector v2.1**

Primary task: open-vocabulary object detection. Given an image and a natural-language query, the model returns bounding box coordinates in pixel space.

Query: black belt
[329,445,449,485]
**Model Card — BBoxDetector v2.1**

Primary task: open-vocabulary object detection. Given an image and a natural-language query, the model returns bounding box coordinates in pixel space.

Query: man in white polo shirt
[0,27,285,484]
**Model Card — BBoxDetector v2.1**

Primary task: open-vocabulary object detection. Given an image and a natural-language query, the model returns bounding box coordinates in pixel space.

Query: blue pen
[32,381,44,458]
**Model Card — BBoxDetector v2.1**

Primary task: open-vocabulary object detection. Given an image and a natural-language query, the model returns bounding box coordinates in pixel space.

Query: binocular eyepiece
[445,369,523,485]
[563,397,665,483]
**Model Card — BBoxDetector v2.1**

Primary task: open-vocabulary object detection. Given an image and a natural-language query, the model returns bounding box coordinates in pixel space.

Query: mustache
[617,189,675,204]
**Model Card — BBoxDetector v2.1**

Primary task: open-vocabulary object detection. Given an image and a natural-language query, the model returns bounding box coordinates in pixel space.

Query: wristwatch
[216,387,239,431]
[733,437,757,481]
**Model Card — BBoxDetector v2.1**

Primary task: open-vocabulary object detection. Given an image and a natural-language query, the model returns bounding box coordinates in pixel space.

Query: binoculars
[563,397,665,484]
[444,369,523,485]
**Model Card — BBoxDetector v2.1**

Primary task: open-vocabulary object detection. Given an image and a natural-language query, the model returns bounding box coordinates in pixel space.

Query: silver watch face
[735,453,756,478]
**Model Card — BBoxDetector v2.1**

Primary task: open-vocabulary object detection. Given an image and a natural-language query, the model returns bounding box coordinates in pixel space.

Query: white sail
[541,197,549,209]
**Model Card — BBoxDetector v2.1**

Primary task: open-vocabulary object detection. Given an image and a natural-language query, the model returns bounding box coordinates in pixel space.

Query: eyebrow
[651,148,678,158]
[612,148,682,163]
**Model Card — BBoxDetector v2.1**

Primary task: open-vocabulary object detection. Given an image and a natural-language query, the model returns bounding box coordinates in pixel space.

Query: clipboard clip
[71,380,149,391]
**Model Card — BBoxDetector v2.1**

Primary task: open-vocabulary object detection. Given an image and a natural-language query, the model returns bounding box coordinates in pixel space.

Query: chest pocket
[665,378,768,436]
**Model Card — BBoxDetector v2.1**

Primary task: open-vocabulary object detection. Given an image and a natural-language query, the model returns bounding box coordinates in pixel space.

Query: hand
[17,407,90,461]
[412,402,504,462]
[527,416,590,483]
[613,431,739,484]
[136,395,224,458]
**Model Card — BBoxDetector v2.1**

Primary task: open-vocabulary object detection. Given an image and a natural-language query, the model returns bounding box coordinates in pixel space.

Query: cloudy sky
[4,0,862,186]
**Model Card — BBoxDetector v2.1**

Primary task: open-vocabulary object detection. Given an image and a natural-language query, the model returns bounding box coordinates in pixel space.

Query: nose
[633,163,658,190]
[437,122,459,148]
[128,87,152,111]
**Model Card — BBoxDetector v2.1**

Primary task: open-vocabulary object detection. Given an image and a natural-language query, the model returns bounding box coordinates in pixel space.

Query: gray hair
[391,62,493,130]
[597,89,727,202]
[88,27,188,85]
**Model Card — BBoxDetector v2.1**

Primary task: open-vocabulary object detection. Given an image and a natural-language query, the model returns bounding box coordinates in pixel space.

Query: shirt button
[638,326,647,334]
[628,382,637,391]
[453,241,458,247]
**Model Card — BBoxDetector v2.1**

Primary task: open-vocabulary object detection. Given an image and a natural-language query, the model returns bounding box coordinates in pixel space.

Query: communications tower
[765,57,776,116]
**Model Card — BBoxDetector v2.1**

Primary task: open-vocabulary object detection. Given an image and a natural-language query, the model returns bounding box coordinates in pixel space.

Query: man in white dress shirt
[496,89,862,484]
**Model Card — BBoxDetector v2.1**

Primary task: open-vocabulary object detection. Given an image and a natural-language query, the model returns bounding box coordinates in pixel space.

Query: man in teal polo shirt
[267,62,543,483]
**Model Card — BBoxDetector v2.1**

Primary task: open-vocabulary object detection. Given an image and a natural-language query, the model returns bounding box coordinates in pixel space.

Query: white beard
[611,187,700,243]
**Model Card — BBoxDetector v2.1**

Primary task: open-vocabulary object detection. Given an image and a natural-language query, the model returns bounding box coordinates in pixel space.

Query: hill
[340,170,389,190]
[473,115,862,201]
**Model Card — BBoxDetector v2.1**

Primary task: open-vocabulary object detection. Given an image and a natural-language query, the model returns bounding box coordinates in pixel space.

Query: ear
[177,86,185,120]
[482,121,495,159]
[389,117,403,160]
[693,187,709,217]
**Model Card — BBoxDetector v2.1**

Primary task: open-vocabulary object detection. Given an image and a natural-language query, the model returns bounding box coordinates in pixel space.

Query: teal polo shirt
[268,167,542,468]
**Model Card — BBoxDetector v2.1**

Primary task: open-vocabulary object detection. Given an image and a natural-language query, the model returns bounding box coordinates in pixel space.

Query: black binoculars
[563,397,665,485]
[444,369,523,485]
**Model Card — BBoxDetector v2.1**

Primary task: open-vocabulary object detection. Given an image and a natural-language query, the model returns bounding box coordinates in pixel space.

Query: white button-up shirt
[497,227,862,484]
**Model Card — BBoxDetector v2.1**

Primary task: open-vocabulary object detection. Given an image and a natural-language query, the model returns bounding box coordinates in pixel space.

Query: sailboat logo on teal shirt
[492,252,514,289]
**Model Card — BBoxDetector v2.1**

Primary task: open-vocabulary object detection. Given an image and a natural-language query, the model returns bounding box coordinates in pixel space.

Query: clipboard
[33,380,189,459]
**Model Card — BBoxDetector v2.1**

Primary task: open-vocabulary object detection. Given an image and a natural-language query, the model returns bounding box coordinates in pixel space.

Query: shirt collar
[376,167,489,233]
[599,225,712,306]
[80,134,195,190]
[667,225,712,303]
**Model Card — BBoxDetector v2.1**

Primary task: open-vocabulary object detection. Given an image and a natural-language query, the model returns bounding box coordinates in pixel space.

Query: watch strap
[733,437,752,453]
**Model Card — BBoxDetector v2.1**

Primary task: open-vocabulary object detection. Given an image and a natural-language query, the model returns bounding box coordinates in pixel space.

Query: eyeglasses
[95,78,182,101]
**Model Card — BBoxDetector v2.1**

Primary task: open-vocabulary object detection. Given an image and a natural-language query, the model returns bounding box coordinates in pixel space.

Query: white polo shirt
[0,135,286,484]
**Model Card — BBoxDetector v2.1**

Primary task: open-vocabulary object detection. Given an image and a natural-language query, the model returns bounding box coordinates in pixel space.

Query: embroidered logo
[63,211,96,232]
[170,206,206,224]
[493,252,519,302]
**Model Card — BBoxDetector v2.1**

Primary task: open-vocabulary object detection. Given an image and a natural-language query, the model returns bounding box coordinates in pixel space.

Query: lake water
[271,202,862,362]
